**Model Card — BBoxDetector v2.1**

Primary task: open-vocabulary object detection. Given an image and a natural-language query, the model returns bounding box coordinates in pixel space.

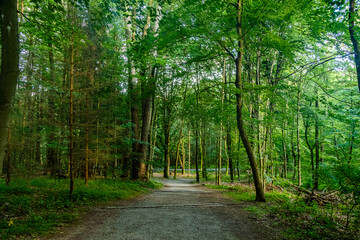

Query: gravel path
[50,178,276,240]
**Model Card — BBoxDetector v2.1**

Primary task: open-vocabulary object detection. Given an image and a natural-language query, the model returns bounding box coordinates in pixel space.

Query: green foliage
[0,177,161,239]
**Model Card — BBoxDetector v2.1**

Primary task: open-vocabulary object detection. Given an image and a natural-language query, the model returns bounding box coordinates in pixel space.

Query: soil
[48,176,279,240]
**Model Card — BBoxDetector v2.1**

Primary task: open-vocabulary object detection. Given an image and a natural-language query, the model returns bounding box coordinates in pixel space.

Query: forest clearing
[1,0,360,239]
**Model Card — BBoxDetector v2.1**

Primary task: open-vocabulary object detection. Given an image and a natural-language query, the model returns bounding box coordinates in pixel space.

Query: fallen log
[289,183,341,206]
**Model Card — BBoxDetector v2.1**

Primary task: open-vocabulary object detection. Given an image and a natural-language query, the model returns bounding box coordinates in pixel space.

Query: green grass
[205,183,358,240]
[0,177,162,239]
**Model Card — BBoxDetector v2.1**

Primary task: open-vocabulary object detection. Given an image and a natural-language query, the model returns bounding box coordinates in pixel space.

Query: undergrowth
[0,177,162,239]
[207,184,359,240]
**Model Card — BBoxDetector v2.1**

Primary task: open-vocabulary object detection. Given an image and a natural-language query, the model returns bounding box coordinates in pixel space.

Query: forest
[1,0,360,239]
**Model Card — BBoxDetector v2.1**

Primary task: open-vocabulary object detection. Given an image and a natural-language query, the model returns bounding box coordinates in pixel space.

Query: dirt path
[50,178,276,240]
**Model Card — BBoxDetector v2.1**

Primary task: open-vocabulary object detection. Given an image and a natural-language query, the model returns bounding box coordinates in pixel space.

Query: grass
[0,177,162,239]
[205,182,358,240]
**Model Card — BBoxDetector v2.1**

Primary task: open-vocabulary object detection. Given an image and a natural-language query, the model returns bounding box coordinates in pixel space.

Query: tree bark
[195,129,200,183]
[0,0,19,176]
[188,130,191,176]
[349,0,360,92]
[85,92,89,186]
[235,0,265,202]
[304,120,315,182]
[181,138,185,174]
[282,127,287,179]
[69,34,75,195]
[314,93,320,190]
[297,89,301,186]
[174,119,184,178]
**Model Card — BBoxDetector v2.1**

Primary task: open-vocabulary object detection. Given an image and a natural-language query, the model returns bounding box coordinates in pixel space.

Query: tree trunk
[349,0,360,92]
[69,35,75,195]
[0,0,19,176]
[181,138,185,175]
[47,41,58,177]
[201,128,207,179]
[164,132,170,178]
[188,130,191,176]
[235,0,265,202]
[174,119,184,178]
[304,121,315,182]
[123,8,140,178]
[217,127,222,185]
[227,131,233,182]
[195,129,200,183]
[282,127,287,179]
[269,126,274,180]
[147,99,157,178]
[296,89,301,186]
[314,93,320,190]
[85,92,89,186]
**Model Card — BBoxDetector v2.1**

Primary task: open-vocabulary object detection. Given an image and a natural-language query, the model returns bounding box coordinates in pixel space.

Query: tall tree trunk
[188,130,191,176]
[282,127,287,179]
[304,121,315,182]
[181,138,185,175]
[201,128,207,179]
[147,99,157,178]
[297,89,301,186]
[314,93,320,190]
[69,35,75,195]
[174,119,184,178]
[349,0,360,92]
[234,0,265,202]
[195,129,200,183]
[164,128,170,178]
[227,131,233,182]
[148,107,158,178]
[270,126,274,180]
[85,92,89,186]
[123,8,140,178]
[0,0,19,176]
[47,41,57,177]
[217,127,222,185]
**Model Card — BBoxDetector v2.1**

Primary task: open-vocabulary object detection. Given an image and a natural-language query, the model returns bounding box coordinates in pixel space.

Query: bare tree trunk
[123,8,140,178]
[188,130,191,176]
[85,92,89,186]
[195,129,200,183]
[164,128,170,178]
[69,34,75,195]
[181,138,185,175]
[235,0,265,202]
[304,120,315,182]
[314,92,320,190]
[174,119,184,178]
[0,0,19,176]
[297,89,301,186]
[147,100,157,178]
[282,127,287,179]
[47,40,58,177]
[349,0,360,92]
[217,126,222,185]
[270,126,274,180]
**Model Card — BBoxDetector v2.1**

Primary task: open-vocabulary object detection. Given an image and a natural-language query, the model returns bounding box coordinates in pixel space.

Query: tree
[0,0,19,175]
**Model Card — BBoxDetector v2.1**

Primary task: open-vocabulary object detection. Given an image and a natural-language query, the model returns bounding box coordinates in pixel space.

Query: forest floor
[48,175,279,240]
